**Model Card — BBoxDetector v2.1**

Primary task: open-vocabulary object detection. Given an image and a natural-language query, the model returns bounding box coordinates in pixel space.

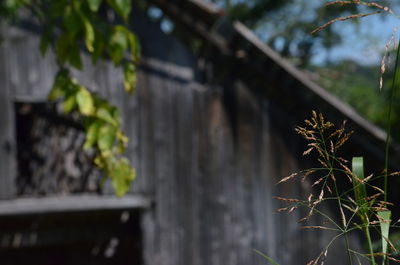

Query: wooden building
[0,1,394,264]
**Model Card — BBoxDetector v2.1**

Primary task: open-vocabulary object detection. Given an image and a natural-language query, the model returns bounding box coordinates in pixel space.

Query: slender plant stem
[363,221,376,265]
[333,180,353,265]
[319,126,354,265]
[384,36,400,202]
[344,230,353,265]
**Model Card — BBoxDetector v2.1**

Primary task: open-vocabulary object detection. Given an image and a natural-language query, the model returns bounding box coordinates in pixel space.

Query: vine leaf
[87,0,103,12]
[76,86,95,115]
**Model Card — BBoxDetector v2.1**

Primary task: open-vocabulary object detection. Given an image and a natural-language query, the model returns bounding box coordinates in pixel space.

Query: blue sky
[248,1,400,66]
[312,12,400,65]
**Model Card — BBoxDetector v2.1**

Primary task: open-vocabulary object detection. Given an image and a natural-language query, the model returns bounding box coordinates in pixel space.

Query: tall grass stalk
[255,2,400,264]
[384,37,400,202]
[258,112,399,265]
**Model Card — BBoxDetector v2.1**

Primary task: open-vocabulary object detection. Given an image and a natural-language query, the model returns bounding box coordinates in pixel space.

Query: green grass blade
[378,210,391,265]
[352,157,367,213]
[253,249,280,265]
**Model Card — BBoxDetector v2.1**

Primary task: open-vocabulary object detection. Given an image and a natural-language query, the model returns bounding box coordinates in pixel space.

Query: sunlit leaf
[98,124,116,151]
[87,0,102,12]
[110,106,122,124]
[94,154,106,169]
[63,92,77,113]
[76,86,95,115]
[127,31,140,61]
[48,71,69,100]
[81,14,95,52]
[123,61,136,93]
[109,26,128,65]
[83,120,102,150]
[96,107,118,126]
[48,85,65,101]
[111,157,135,197]
[116,129,128,152]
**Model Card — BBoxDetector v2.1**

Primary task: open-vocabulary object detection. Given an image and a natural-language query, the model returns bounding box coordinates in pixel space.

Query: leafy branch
[1,0,140,196]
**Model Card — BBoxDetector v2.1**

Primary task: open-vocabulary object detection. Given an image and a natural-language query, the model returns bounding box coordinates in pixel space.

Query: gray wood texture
[0,23,17,199]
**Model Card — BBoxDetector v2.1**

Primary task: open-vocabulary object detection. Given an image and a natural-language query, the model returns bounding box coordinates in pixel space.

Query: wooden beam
[0,195,152,216]
[233,21,387,142]
[189,0,221,15]
[150,0,230,54]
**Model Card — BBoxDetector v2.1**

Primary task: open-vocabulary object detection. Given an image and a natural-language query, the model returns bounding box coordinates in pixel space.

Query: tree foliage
[211,0,394,66]
[0,0,140,196]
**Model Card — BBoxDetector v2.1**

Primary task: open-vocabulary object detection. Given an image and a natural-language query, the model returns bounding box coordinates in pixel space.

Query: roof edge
[233,21,387,143]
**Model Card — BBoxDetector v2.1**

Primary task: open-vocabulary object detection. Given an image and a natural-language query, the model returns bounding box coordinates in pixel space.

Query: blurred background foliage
[210,0,400,141]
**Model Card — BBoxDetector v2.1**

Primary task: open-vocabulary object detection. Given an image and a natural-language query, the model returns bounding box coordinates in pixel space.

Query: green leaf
[108,0,131,21]
[127,31,140,61]
[68,44,83,69]
[48,85,65,101]
[83,120,102,150]
[110,106,121,123]
[91,29,105,63]
[111,157,135,197]
[96,107,118,126]
[49,70,71,100]
[97,124,116,151]
[116,129,128,152]
[5,0,19,10]
[64,6,82,37]
[48,0,69,19]
[81,14,95,52]
[109,26,128,65]
[63,92,77,113]
[378,210,391,265]
[4,0,25,13]
[87,0,102,12]
[94,154,106,168]
[56,33,82,69]
[55,33,71,65]
[352,157,368,214]
[123,61,136,93]
[253,250,280,265]
[76,86,95,115]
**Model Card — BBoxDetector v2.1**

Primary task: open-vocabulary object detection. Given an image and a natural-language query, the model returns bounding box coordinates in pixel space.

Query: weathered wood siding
[135,71,349,265]
[0,23,17,199]
[0,9,353,265]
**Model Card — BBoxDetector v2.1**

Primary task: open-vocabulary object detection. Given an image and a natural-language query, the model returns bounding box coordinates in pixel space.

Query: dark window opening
[0,209,143,265]
[15,102,103,196]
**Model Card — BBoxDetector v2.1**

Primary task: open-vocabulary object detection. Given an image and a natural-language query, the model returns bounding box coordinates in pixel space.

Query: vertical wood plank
[0,25,16,199]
